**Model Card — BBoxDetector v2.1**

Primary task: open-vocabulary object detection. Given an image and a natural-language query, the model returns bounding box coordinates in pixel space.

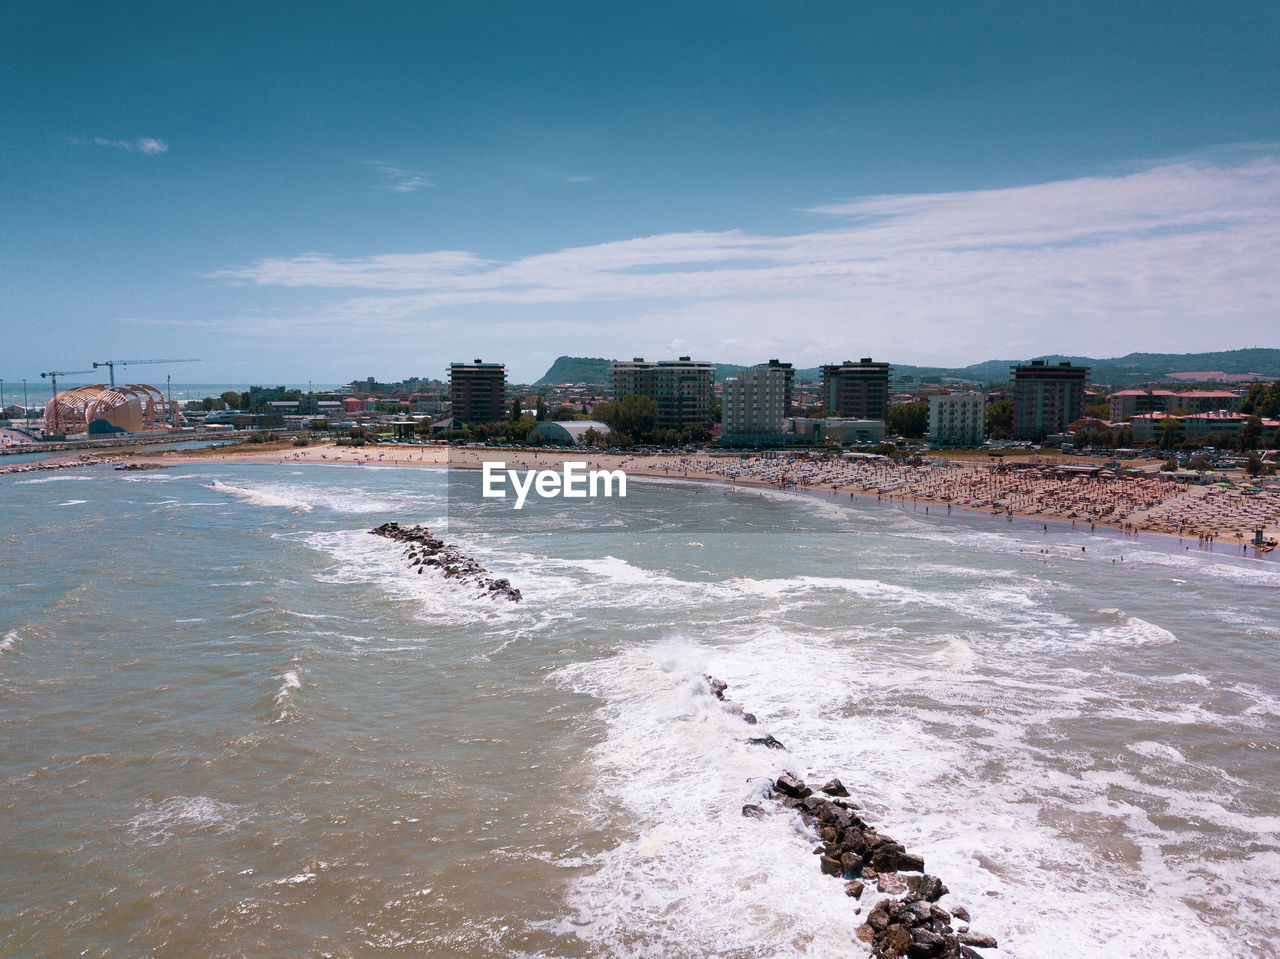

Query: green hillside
[535,356,615,384]
[534,350,1280,388]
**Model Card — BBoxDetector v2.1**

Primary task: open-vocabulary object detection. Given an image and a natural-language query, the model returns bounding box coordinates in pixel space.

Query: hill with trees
[535,350,1280,387]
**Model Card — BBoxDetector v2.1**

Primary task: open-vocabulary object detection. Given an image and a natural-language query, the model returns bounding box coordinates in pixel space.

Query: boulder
[957,931,998,949]
[845,879,865,899]
[774,774,811,799]
[906,927,945,958]
[951,906,971,923]
[820,778,850,797]
[867,901,893,932]
[882,923,914,956]
[898,852,926,873]
[741,804,767,819]
[748,734,786,750]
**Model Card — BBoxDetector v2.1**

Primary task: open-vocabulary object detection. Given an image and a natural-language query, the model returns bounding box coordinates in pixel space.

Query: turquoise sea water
[1,463,1278,958]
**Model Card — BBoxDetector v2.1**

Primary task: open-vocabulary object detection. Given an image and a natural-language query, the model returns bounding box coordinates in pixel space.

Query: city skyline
[3,1,1279,383]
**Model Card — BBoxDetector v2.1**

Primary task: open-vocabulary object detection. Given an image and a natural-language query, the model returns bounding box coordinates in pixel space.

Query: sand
[138,442,1279,555]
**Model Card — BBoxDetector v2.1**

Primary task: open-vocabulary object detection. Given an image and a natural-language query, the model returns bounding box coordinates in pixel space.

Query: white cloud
[364,162,431,193]
[81,136,169,154]
[208,157,1280,370]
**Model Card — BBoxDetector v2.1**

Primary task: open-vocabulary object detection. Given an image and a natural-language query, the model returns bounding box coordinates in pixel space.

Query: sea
[1,462,1278,958]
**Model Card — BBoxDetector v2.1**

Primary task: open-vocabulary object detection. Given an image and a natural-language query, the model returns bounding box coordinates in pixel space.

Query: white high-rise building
[928,391,986,446]
[722,363,789,443]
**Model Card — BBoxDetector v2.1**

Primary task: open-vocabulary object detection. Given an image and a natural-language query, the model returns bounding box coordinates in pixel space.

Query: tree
[985,399,1013,440]
[1161,456,1178,472]
[594,394,658,439]
[1246,451,1264,476]
[535,398,547,421]
[506,413,537,441]
[1242,383,1269,415]
[510,399,522,423]
[220,391,241,409]
[888,401,929,439]
[1159,416,1181,450]
[551,405,577,421]
[1083,401,1111,420]
[1239,415,1263,451]
[1267,380,1280,419]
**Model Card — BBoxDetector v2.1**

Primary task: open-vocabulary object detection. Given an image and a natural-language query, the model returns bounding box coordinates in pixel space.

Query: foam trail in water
[127,796,251,844]
[553,639,861,959]
[271,661,303,722]
[0,630,19,653]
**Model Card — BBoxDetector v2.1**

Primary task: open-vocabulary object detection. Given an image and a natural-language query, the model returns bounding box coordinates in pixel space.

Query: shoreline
[6,441,1276,562]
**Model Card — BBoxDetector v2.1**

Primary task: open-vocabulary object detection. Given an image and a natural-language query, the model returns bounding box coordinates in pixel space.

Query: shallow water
[1,463,1277,958]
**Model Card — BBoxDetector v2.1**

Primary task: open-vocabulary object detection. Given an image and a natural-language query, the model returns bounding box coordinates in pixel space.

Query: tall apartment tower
[761,358,795,414]
[1010,360,1089,440]
[722,362,790,443]
[928,391,987,446]
[821,358,891,421]
[609,356,715,430]
[448,359,507,424]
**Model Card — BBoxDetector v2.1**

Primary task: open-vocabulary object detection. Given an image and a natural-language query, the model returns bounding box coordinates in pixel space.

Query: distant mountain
[535,356,614,385]
[891,349,1280,386]
[533,350,1280,388]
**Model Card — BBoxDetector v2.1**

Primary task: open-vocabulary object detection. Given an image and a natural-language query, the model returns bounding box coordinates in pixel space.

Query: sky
[2,0,1278,386]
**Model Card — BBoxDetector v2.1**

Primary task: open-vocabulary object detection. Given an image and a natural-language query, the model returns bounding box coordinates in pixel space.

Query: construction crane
[40,368,96,398]
[93,358,199,388]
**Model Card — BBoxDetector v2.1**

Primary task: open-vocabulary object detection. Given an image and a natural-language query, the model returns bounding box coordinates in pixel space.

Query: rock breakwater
[369,522,522,602]
[710,676,998,959]
[0,455,117,476]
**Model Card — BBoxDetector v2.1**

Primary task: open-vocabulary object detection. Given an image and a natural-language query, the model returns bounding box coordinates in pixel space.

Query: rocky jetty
[711,676,998,959]
[369,522,522,602]
[115,462,170,471]
[0,454,116,476]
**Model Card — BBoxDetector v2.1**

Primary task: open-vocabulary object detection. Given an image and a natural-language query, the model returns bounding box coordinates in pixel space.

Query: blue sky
[3,1,1278,385]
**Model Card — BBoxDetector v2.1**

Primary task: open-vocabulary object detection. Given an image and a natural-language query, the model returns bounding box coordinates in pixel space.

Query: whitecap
[127,796,251,843]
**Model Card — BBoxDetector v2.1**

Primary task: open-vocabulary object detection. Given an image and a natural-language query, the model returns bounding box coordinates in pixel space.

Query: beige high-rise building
[722,363,790,443]
[928,391,986,446]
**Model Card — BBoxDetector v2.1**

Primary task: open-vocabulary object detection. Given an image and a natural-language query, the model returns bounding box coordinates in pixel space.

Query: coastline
[124,441,1279,562]
[3,440,1273,561]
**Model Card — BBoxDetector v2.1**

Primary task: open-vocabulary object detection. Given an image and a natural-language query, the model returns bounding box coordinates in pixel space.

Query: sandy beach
[117,441,1280,555]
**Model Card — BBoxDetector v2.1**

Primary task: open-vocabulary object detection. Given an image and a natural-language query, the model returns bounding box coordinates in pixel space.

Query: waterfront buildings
[927,391,986,446]
[449,360,507,424]
[821,358,891,421]
[1128,410,1278,444]
[1108,389,1243,421]
[722,362,791,444]
[610,356,715,430]
[1010,361,1089,441]
[785,417,885,445]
